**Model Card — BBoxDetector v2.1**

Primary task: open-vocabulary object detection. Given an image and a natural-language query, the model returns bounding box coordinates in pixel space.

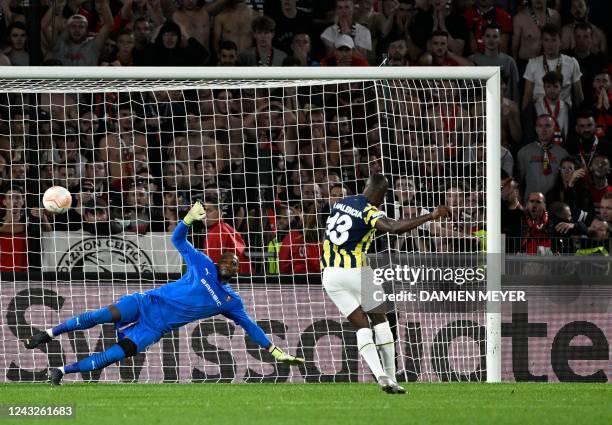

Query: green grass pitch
[1,383,610,425]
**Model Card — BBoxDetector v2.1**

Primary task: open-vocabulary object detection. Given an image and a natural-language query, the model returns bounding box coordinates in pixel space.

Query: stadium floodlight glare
[0,66,500,383]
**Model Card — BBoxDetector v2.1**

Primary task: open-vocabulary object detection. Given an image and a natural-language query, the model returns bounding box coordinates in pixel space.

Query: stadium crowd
[0,0,611,274]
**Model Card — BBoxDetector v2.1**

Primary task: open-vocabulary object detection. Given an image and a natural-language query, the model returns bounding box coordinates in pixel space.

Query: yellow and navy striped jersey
[321,195,385,269]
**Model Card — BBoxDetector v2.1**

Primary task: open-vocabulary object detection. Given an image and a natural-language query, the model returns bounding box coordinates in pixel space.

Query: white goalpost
[0,67,501,383]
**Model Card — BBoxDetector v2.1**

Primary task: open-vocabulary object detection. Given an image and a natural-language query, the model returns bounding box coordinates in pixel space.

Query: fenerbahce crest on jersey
[321,195,385,269]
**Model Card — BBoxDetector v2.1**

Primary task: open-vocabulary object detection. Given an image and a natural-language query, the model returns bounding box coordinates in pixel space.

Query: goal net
[0,68,501,383]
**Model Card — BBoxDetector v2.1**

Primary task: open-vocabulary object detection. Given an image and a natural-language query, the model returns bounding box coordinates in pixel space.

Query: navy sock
[52,308,114,336]
[63,344,126,374]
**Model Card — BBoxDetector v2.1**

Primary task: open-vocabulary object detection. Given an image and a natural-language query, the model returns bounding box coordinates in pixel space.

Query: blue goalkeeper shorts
[113,293,164,353]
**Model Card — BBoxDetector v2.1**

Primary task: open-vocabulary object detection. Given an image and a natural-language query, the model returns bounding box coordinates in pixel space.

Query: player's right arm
[375,205,451,235]
[171,202,206,264]
[223,302,305,365]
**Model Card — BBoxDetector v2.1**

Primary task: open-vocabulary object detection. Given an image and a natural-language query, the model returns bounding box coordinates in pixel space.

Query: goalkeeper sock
[63,344,126,374]
[50,307,114,337]
[356,328,385,380]
[373,321,396,382]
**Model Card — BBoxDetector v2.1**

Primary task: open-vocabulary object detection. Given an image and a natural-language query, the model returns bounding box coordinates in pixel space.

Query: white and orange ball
[43,186,72,214]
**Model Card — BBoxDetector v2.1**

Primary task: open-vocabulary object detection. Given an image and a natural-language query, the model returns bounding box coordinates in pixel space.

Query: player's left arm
[374,205,451,235]
[171,202,206,264]
[223,305,304,365]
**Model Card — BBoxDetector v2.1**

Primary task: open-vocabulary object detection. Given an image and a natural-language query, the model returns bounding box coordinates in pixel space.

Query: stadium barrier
[2,267,609,383]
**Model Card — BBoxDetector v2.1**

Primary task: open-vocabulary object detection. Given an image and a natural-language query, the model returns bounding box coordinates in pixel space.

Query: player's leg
[323,267,389,389]
[50,324,161,385]
[368,312,405,393]
[49,338,136,385]
[361,266,405,394]
[26,294,139,349]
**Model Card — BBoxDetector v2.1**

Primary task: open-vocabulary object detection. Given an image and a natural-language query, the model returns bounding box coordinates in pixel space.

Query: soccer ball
[43,186,72,214]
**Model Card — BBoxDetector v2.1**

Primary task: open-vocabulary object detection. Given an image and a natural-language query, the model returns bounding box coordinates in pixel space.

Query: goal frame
[0,66,502,383]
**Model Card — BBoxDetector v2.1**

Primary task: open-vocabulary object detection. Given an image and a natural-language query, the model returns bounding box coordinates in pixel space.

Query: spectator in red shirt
[522,192,552,254]
[464,0,512,54]
[320,34,369,66]
[278,206,322,275]
[418,31,473,66]
[202,199,252,274]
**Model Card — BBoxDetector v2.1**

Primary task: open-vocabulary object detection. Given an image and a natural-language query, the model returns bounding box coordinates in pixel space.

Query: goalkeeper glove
[269,345,305,365]
[183,201,206,225]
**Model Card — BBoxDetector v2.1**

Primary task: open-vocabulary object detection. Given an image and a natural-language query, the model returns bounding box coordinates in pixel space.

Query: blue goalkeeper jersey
[138,221,269,348]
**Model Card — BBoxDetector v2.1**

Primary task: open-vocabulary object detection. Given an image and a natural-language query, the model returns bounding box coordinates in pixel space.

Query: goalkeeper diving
[322,174,450,394]
[25,201,304,385]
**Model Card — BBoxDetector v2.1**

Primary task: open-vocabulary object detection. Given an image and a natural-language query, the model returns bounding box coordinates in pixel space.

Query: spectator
[464,0,512,54]
[267,0,312,56]
[418,31,473,66]
[50,127,89,177]
[78,110,100,157]
[101,29,136,66]
[521,192,552,254]
[212,0,257,58]
[586,217,610,241]
[136,20,209,66]
[532,71,571,146]
[321,0,372,57]
[99,101,149,181]
[80,198,123,236]
[567,110,612,165]
[547,200,588,253]
[0,184,26,235]
[567,22,607,104]
[155,190,188,232]
[0,107,28,162]
[512,0,561,73]
[560,0,607,55]
[518,114,570,202]
[327,183,350,210]
[217,40,239,66]
[172,0,211,51]
[278,206,321,275]
[592,70,611,137]
[384,35,410,66]
[353,0,389,63]
[576,154,611,215]
[288,33,319,66]
[112,0,165,34]
[320,34,369,66]
[469,24,519,101]
[381,0,419,62]
[501,73,523,150]
[265,203,294,275]
[0,184,29,271]
[44,3,113,66]
[5,22,29,66]
[123,180,163,234]
[239,16,287,67]
[54,163,81,193]
[202,199,252,274]
[547,156,587,209]
[601,192,612,228]
[522,24,583,110]
[410,0,469,56]
[133,17,152,49]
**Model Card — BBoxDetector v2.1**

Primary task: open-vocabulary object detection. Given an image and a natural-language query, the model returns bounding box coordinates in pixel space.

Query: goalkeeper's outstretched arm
[171,201,207,263]
[223,307,304,366]
[375,205,451,234]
